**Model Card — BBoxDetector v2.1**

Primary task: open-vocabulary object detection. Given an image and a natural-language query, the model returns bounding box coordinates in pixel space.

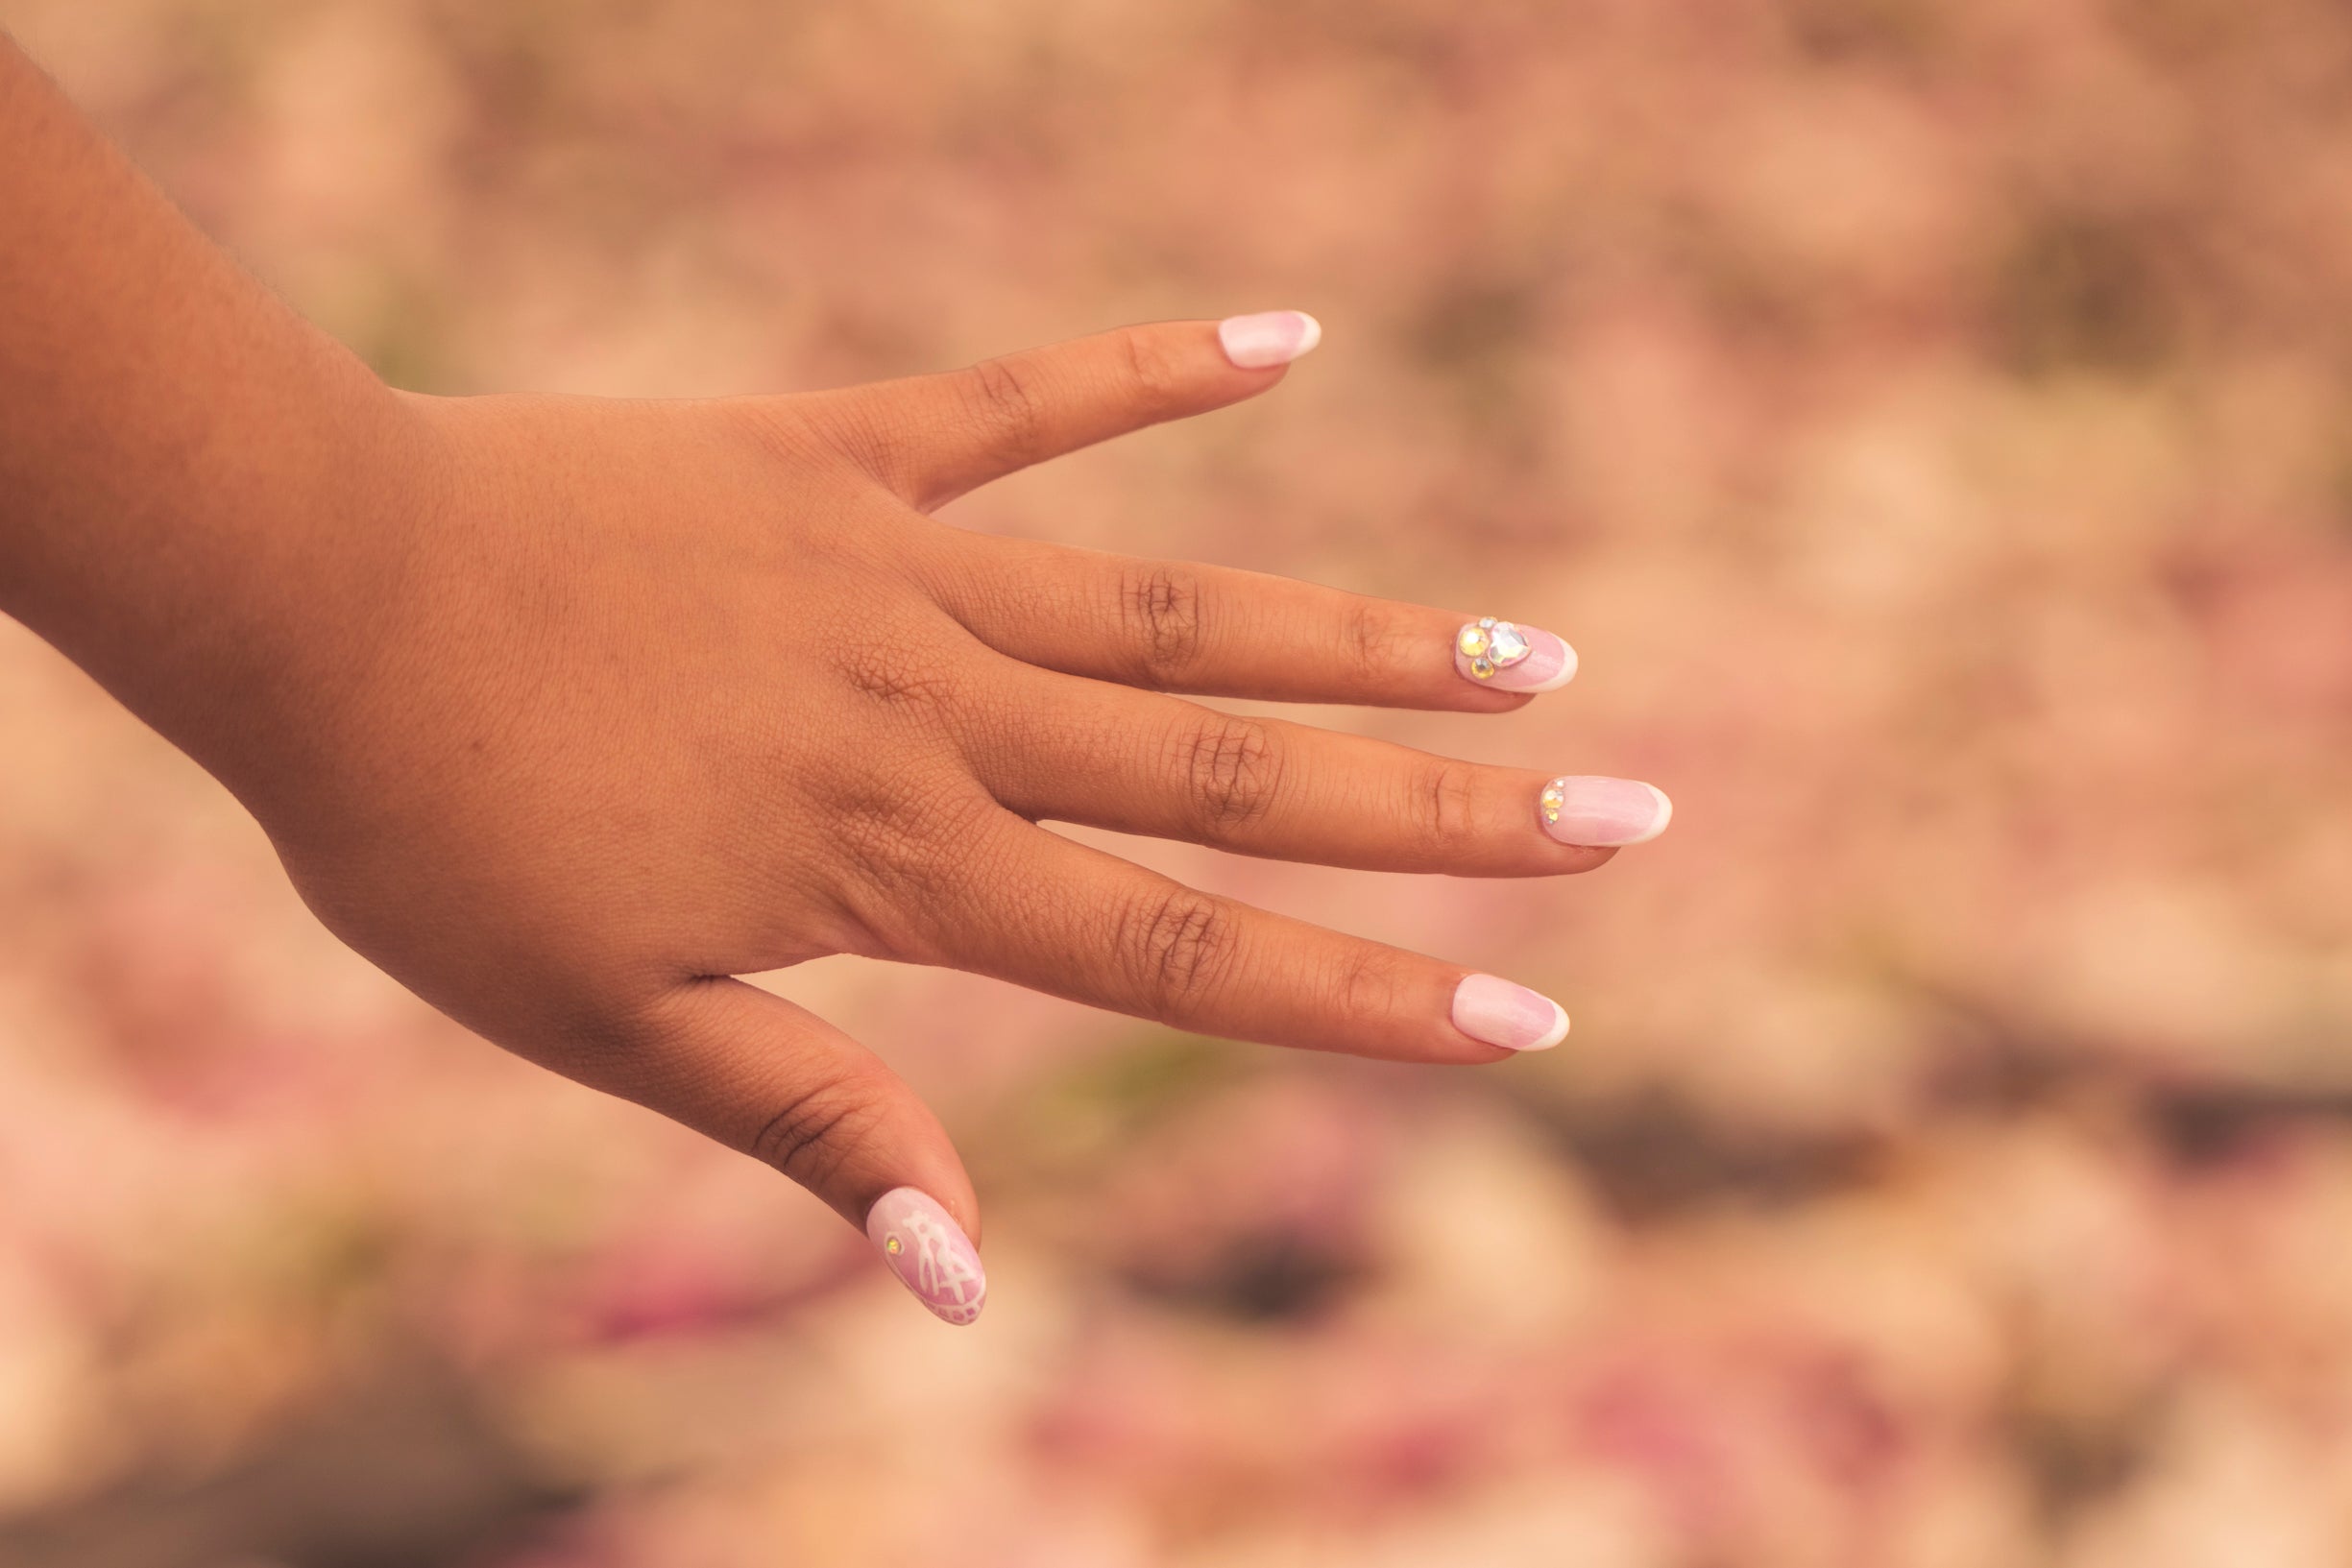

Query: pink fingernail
[1218,310,1323,369]
[866,1187,987,1325]
[1538,776,1673,847]
[1451,974,1570,1051]
[1454,617,1577,692]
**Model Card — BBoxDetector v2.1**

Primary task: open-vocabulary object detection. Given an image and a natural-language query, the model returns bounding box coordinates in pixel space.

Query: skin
[0,36,1618,1242]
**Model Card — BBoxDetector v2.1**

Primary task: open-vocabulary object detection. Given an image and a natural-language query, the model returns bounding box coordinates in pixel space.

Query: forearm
[0,36,430,794]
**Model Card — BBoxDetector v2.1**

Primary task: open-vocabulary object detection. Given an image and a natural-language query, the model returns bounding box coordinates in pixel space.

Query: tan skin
[0,37,1621,1248]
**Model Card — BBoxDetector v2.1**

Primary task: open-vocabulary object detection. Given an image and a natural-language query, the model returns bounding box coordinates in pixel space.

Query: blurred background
[4,1,2352,1563]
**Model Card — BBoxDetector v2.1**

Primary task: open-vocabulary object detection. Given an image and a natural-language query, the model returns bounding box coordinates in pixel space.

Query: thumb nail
[865,1187,987,1325]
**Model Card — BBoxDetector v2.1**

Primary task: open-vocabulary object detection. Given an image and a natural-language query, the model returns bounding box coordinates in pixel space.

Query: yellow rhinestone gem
[1470,657,1495,679]
[1540,783,1564,824]
[885,1237,902,1254]
[1457,625,1491,660]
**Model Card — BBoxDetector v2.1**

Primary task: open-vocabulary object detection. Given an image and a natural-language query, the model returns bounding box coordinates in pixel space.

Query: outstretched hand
[237,313,1667,1321]
[0,37,1670,1323]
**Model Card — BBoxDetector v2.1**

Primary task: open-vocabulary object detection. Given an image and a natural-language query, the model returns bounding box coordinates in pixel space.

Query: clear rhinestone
[1487,622,1531,667]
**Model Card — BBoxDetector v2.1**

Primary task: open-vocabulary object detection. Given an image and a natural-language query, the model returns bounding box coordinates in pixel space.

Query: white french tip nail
[1516,643,1579,692]
[1218,310,1322,369]
[1620,784,1674,845]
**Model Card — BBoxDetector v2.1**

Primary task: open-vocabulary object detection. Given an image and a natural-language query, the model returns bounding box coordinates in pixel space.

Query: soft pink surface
[864,1187,986,1325]
[1215,309,1320,369]
[1540,776,1672,847]
[1450,973,1569,1051]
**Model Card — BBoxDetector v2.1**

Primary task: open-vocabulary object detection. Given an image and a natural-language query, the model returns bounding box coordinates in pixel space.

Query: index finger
[810,314,1322,511]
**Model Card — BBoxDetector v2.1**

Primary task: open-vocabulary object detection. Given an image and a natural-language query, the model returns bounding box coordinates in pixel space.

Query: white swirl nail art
[866,1187,986,1325]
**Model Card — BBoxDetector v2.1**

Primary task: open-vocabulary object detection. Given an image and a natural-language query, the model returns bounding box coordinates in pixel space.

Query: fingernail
[866,1187,987,1325]
[1218,310,1322,369]
[1451,974,1571,1051]
[1454,617,1577,692]
[1538,776,1673,847]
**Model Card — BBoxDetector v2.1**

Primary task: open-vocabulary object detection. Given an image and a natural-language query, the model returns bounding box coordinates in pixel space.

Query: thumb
[806,311,1323,511]
[618,977,987,1326]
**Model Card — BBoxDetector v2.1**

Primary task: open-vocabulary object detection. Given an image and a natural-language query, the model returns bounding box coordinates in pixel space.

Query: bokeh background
[6,1,2352,1563]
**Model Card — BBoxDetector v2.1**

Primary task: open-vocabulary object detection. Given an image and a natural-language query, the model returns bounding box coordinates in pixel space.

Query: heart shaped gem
[1457,616,1533,681]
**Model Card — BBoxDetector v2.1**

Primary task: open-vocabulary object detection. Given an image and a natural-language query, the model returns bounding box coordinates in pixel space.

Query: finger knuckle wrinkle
[833,784,988,953]
[1418,760,1480,855]
[1120,564,1204,680]
[1338,949,1403,1020]
[960,354,1045,458]
[1346,598,1410,682]
[1123,889,1235,1010]
[1117,326,1184,411]
[838,647,954,711]
[751,1080,883,1190]
[1183,715,1281,831]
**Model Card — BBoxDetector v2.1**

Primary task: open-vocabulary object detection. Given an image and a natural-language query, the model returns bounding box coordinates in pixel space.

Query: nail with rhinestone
[866,1187,987,1325]
[1451,974,1570,1051]
[1538,775,1673,847]
[1454,616,1576,692]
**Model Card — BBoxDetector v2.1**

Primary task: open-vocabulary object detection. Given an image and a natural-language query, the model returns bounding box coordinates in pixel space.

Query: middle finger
[974,666,1671,874]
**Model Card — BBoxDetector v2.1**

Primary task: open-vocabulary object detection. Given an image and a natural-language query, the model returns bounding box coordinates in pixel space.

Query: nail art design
[1218,310,1323,369]
[866,1187,986,1325]
[1451,974,1571,1051]
[1538,775,1673,847]
[1454,617,1576,692]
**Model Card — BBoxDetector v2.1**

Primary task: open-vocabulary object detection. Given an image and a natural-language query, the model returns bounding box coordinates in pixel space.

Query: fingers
[976,667,1662,873]
[912,810,1571,1064]
[814,315,1321,511]
[926,534,1576,709]
[616,978,987,1325]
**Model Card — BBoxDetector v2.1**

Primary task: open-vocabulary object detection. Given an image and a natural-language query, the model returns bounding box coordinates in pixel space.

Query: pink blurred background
[5,1,2352,1563]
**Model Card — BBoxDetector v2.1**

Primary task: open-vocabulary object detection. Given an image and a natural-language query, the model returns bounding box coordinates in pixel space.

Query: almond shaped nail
[866,1187,987,1325]
[1218,310,1322,369]
[1538,776,1673,847]
[1454,617,1576,692]
[1451,974,1570,1051]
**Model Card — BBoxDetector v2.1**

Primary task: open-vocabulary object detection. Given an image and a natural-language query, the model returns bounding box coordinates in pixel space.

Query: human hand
[179,314,1673,1322]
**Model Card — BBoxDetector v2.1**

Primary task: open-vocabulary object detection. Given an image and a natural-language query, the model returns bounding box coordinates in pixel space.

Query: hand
[0,46,1664,1322]
[168,315,1676,1321]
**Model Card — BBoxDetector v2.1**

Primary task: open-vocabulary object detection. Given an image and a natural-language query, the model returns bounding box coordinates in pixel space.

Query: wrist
[5,350,449,815]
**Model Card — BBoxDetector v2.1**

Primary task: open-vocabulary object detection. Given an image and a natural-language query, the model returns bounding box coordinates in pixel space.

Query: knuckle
[828,779,997,958]
[1119,563,1206,682]
[958,354,1046,461]
[838,650,958,710]
[1118,887,1238,1013]
[750,1075,885,1191]
[1116,326,1185,414]
[1413,759,1483,858]
[1335,947,1406,1021]
[1180,713,1282,832]
[834,625,964,713]
[1344,597,1414,683]
[749,391,887,480]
